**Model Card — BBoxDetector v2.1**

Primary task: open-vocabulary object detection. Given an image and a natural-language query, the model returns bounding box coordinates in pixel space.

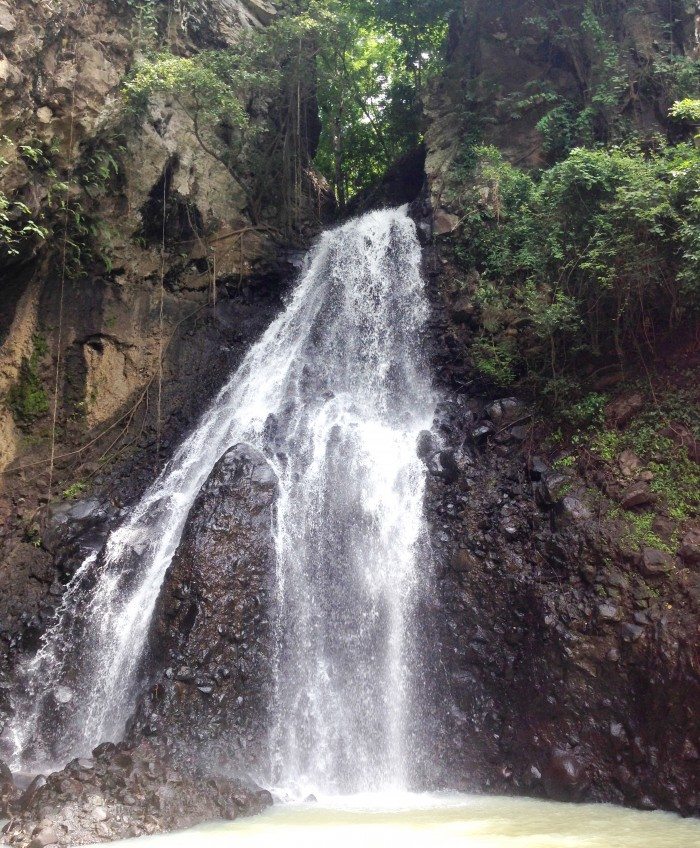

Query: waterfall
[4,207,435,794]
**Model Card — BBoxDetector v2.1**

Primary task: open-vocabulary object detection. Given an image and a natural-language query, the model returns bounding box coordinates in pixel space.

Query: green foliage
[6,335,50,424]
[124,51,255,130]
[561,393,608,429]
[616,510,675,555]
[62,481,88,500]
[670,99,700,124]
[471,335,517,387]
[450,141,700,393]
[119,0,453,212]
[0,137,49,258]
[590,396,700,526]
[310,0,453,201]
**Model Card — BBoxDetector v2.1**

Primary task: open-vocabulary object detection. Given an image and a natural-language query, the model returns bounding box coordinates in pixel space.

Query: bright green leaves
[310,0,453,202]
[123,51,257,130]
[0,136,49,260]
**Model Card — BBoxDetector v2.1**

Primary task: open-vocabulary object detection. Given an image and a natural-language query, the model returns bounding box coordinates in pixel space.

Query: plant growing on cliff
[451,141,700,396]
[0,137,48,259]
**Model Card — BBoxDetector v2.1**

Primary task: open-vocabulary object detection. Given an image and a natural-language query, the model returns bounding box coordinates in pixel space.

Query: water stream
[4,207,435,795]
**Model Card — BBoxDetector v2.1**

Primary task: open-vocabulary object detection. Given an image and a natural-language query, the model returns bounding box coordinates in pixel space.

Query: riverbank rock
[0,760,18,817]
[1,741,272,846]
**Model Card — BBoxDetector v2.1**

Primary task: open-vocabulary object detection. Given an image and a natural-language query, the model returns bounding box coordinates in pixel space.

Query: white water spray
[4,208,435,793]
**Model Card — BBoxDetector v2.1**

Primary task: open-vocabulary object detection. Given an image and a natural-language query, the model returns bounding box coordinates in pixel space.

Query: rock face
[130,444,278,776]
[423,0,699,211]
[420,267,700,816]
[1,741,272,846]
[0,0,322,683]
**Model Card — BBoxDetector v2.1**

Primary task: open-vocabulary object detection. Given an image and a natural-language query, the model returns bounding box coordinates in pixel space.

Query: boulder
[618,449,642,478]
[537,472,571,507]
[639,547,673,577]
[433,208,460,235]
[620,482,656,510]
[0,1,16,35]
[557,496,592,525]
[605,393,643,428]
[678,529,700,565]
[131,444,278,776]
[543,748,587,800]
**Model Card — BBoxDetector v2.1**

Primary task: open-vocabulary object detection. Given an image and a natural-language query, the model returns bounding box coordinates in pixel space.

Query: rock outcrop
[1,740,272,846]
[419,251,700,816]
[130,444,278,777]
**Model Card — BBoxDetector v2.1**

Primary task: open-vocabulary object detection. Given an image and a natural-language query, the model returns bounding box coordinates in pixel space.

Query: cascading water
[4,207,436,795]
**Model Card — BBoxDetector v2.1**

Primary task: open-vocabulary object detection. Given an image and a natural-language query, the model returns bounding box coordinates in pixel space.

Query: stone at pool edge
[0,740,273,847]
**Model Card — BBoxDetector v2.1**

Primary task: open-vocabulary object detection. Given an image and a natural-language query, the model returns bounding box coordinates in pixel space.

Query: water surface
[102,793,700,848]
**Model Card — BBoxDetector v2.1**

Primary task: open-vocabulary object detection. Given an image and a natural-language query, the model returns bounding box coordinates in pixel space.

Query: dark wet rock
[438,450,460,483]
[678,529,700,565]
[485,398,525,426]
[0,760,18,817]
[130,443,278,776]
[536,472,571,507]
[527,456,548,481]
[543,749,587,800]
[620,482,656,510]
[17,776,46,813]
[423,362,699,816]
[43,498,117,573]
[597,603,620,621]
[469,423,494,444]
[639,548,674,577]
[416,430,437,460]
[557,496,592,526]
[1,740,271,847]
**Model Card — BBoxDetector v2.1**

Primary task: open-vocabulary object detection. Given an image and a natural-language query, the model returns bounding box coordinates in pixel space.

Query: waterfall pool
[97,793,700,848]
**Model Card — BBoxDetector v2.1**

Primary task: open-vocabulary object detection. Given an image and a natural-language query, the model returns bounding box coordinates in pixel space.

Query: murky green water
[105,792,700,848]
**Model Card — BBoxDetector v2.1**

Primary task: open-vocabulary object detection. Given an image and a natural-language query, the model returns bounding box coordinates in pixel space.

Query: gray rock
[606,393,644,427]
[538,472,571,507]
[620,482,656,509]
[28,828,59,848]
[559,496,592,524]
[678,529,700,565]
[639,547,673,577]
[0,1,16,34]
[597,603,619,621]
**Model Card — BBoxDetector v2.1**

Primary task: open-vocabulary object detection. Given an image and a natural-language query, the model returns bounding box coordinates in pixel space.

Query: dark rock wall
[130,444,278,779]
[419,227,699,816]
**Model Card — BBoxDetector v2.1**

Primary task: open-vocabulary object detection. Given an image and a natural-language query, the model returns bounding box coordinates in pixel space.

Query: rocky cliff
[0,0,323,674]
[417,0,699,816]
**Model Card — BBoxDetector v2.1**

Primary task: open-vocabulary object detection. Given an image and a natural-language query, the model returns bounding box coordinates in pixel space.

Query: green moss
[6,334,50,424]
[617,512,676,555]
